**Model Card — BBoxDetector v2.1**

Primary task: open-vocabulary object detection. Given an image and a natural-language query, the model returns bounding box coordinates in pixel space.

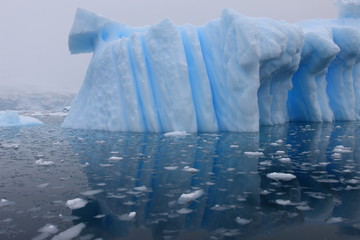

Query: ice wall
[63,5,360,132]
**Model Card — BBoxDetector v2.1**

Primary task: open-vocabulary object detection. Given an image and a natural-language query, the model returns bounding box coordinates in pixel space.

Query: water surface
[1,116,360,239]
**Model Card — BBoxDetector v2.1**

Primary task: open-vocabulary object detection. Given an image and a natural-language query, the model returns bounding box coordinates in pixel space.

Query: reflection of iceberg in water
[65,122,360,239]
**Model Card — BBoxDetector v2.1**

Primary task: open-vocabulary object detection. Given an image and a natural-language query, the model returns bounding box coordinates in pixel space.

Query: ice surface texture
[63,7,360,132]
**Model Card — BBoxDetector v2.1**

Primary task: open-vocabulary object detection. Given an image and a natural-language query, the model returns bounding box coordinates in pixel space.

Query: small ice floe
[107,193,126,199]
[210,204,233,211]
[279,157,291,163]
[94,214,105,219]
[0,199,14,208]
[33,224,59,240]
[81,189,103,196]
[51,223,86,240]
[215,229,241,237]
[235,217,251,225]
[123,201,135,206]
[331,153,342,159]
[177,189,204,204]
[230,145,239,148]
[276,199,292,206]
[244,151,264,157]
[305,192,327,199]
[35,159,55,166]
[260,190,271,195]
[118,212,136,221]
[326,217,344,224]
[266,172,296,181]
[37,183,50,189]
[206,181,215,186]
[99,163,113,167]
[183,166,199,173]
[270,143,280,146]
[259,160,272,166]
[66,198,87,210]
[164,131,189,137]
[97,183,106,187]
[134,186,148,192]
[164,166,178,171]
[333,145,352,153]
[108,156,123,161]
[276,139,284,144]
[275,151,285,155]
[296,205,313,211]
[346,179,360,184]
[1,143,20,149]
[177,208,193,215]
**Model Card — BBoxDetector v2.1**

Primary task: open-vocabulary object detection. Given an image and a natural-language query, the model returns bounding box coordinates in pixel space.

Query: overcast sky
[0,0,338,93]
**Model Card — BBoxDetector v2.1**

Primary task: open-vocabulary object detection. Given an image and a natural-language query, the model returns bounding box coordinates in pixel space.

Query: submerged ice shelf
[63,0,360,132]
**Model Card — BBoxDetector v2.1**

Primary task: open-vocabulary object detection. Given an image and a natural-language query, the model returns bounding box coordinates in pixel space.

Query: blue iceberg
[63,0,360,132]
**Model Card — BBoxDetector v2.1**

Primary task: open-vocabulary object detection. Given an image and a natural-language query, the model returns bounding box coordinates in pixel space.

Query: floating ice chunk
[108,156,123,161]
[296,205,313,211]
[35,159,55,166]
[119,212,136,221]
[164,131,189,137]
[183,166,199,173]
[177,208,193,214]
[0,111,44,127]
[266,172,296,181]
[33,224,59,240]
[66,198,87,210]
[276,199,292,206]
[81,189,103,196]
[210,204,233,211]
[164,166,178,171]
[244,152,264,157]
[37,183,50,188]
[177,189,204,204]
[279,157,291,163]
[38,224,59,235]
[331,153,342,159]
[333,145,352,153]
[0,199,14,208]
[235,217,252,225]
[99,163,113,167]
[275,151,285,155]
[94,214,105,219]
[51,223,86,240]
[1,143,19,149]
[326,217,344,224]
[134,186,148,192]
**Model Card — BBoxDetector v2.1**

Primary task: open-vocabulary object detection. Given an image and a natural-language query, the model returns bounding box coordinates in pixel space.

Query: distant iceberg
[63,1,360,132]
[0,111,43,127]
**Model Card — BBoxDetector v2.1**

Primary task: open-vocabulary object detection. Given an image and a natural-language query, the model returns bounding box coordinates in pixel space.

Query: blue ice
[63,1,360,132]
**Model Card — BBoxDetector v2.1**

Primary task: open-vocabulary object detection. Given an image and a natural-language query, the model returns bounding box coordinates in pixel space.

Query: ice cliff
[62,1,360,132]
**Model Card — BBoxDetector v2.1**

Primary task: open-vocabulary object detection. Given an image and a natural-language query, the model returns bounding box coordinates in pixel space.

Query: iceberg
[63,1,360,132]
[0,110,44,127]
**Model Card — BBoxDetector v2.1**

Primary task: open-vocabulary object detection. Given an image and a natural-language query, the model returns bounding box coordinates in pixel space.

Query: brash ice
[62,0,360,132]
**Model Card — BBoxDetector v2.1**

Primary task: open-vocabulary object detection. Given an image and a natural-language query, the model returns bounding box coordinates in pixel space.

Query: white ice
[266,172,296,181]
[51,223,86,240]
[66,198,87,210]
[177,189,204,204]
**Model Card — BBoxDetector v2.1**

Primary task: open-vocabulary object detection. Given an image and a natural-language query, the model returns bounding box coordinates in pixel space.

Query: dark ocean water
[1,115,360,240]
